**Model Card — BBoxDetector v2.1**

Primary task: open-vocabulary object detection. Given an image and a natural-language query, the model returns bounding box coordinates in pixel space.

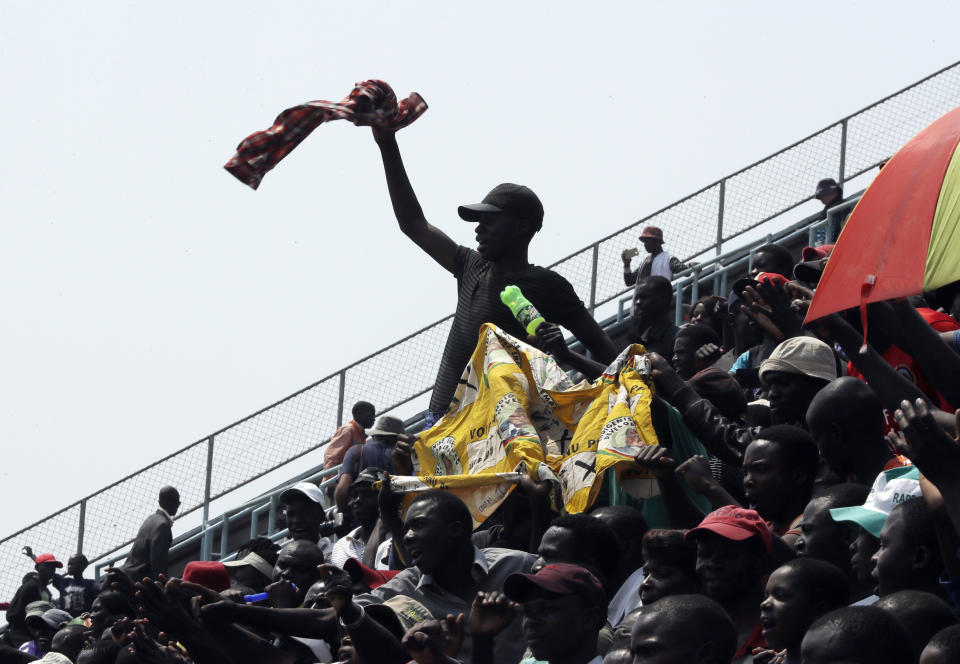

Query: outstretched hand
[469,591,518,638]
[527,322,570,360]
[401,615,464,664]
[127,620,189,664]
[378,471,403,526]
[742,281,802,342]
[695,342,723,369]
[890,398,960,482]
[318,564,354,615]
[103,567,137,598]
[647,352,686,398]
[393,438,415,476]
[633,445,677,480]
[675,455,717,494]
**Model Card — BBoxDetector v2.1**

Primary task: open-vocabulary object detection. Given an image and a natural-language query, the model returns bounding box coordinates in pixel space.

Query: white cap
[222,552,275,579]
[829,465,921,537]
[279,482,324,505]
[759,336,837,384]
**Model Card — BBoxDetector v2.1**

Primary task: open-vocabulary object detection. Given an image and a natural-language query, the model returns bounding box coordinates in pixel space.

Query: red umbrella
[805,104,960,329]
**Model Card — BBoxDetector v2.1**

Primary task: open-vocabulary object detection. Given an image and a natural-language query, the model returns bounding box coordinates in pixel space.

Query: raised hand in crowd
[377,471,411,569]
[741,280,803,342]
[891,398,960,478]
[811,311,957,431]
[469,591,518,664]
[888,298,960,408]
[751,646,787,664]
[392,434,416,476]
[528,321,607,380]
[103,566,138,598]
[633,444,676,480]
[318,563,357,619]
[632,445,705,529]
[126,619,191,664]
[134,576,235,664]
[401,615,464,664]
[676,455,742,512]
[264,579,299,609]
[469,591,517,638]
[695,341,724,368]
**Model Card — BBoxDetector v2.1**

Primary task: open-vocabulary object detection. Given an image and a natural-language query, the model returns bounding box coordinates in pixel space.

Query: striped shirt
[429,246,586,414]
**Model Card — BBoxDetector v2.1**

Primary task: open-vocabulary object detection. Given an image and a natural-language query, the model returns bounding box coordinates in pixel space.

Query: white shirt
[607,567,645,627]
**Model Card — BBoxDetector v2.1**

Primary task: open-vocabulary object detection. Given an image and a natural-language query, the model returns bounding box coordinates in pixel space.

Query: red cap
[183,561,231,593]
[35,554,63,568]
[503,563,606,606]
[639,225,664,242]
[343,558,401,590]
[686,505,773,553]
[801,244,834,262]
[732,272,789,297]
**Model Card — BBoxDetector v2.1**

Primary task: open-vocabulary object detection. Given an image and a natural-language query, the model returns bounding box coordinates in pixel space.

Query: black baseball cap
[814,178,841,199]
[458,183,544,230]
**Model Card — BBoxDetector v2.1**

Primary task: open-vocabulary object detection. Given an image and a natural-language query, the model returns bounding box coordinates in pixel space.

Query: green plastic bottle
[500,284,546,335]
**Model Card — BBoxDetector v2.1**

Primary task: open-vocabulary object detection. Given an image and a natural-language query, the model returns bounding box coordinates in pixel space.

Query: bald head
[806,377,884,476]
[159,486,181,515]
[274,540,324,598]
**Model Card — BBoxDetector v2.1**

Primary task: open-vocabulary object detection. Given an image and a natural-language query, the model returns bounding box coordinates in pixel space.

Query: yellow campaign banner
[392,324,660,524]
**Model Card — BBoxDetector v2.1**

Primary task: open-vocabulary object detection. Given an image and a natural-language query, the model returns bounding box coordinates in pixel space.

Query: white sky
[2,1,959,536]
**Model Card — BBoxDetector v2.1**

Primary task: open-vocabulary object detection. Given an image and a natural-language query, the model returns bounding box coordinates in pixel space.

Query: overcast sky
[3,1,959,535]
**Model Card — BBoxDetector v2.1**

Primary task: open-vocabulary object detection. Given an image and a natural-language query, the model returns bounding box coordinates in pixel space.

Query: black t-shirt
[429,246,586,413]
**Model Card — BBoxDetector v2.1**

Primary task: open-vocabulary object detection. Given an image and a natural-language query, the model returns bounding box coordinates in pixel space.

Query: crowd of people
[4,125,960,664]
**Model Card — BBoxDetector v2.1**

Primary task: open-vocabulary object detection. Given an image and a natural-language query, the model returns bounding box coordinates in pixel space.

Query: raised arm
[887,299,960,409]
[373,129,458,273]
[812,313,955,430]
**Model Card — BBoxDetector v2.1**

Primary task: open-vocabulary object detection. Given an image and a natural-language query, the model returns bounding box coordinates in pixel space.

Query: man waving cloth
[371,128,617,424]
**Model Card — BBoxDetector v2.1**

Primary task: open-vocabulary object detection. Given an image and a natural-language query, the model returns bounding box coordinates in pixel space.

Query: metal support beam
[202,436,214,529]
[838,119,848,184]
[588,243,599,315]
[336,370,346,427]
[716,180,726,256]
[77,500,86,554]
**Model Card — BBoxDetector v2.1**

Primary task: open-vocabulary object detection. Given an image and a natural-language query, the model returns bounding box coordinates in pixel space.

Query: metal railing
[2,59,960,604]
[94,200,852,574]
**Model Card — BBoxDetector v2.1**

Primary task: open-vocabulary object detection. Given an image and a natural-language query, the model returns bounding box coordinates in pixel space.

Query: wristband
[338,603,365,628]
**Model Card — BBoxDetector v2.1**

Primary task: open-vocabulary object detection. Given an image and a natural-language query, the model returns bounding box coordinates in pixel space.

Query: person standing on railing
[370,128,617,426]
[622,225,688,317]
[323,401,376,472]
[120,486,179,581]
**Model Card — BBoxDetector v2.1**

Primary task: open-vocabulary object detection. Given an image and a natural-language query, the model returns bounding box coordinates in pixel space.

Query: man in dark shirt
[121,486,179,581]
[5,554,60,647]
[371,128,617,422]
[630,276,679,358]
[52,554,100,617]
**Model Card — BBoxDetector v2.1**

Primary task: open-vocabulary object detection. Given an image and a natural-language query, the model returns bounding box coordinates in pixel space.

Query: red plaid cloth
[224,80,427,189]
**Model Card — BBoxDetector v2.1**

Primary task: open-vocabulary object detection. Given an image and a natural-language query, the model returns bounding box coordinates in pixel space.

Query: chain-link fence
[3,59,960,605]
